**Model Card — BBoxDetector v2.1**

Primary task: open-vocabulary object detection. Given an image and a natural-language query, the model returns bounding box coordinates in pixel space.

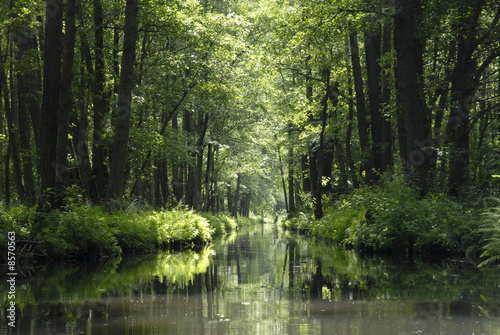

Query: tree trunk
[106,0,139,201]
[231,173,241,217]
[56,0,77,190]
[446,0,485,196]
[288,126,295,214]
[3,68,25,202]
[73,47,92,199]
[350,31,373,183]
[276,139,288,213]
[346,71,359,188]
[172,116,184,203]
[203,143,214,212]
[90,0,109,202]
[331,83,348,191]
[394,0,432,195]
[381,18,393,171]
[13,18,37,205]
[40,0,64,199]
[365,24,392,177]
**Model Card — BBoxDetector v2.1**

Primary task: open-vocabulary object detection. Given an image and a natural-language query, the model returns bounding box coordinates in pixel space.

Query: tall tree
[39,0,64,201]
[55,0,77,189]
[350,30,373,184]
[106,0,139,201]
[394,0,432,194]
[90,0,109,202]
[446,0,500,196]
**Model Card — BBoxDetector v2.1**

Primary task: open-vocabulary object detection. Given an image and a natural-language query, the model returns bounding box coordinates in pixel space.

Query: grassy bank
[285,175,492,262]
[0,203,255,263]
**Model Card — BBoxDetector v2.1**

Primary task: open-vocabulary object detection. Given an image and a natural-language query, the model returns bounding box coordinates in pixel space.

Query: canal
[2,220,500,334]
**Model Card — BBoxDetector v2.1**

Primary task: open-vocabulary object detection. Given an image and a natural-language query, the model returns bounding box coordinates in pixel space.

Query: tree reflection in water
[1,221,500,334]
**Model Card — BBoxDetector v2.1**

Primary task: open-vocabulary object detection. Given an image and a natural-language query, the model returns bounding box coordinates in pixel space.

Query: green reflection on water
[1,222,500,335]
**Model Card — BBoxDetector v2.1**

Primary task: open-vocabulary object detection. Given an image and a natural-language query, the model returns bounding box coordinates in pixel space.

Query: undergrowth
[0,202,248,263]
[285,174,486,260]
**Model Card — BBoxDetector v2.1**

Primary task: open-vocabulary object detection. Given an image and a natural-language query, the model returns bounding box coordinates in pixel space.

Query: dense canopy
[0,0,499,221]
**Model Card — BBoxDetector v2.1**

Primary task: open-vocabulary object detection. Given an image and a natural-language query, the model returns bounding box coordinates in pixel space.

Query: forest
[1,0,500,265]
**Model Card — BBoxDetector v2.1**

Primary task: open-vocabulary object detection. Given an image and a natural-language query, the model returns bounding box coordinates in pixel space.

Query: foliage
[152,207,213,248]
[478,199,500,267]
[0,203,250,263]
[33,206,122,260]
[285,174,486,259]
[200,212,238,236]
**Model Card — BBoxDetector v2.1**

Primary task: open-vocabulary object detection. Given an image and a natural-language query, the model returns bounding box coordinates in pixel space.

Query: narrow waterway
[2,220,500,334]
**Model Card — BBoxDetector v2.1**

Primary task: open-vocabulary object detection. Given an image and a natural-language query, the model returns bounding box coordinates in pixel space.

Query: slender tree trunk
[231,173,241,217]
[277,139,289,213]
[381,18,393,171]
[40,0,64,200]
[90,0,109,202]
[56,0,77,190]
[346,71,359,188]
[160,158,169,207]
[203,143,214,212]
[3,67,25,202]
[446,1,484,196]
[331,83,348,191]
[73,47,92,199]
[13,22,37,204]
[394,0,432,195]
[106,0,139,201]
[172,116,183,203]
[227,184,232,216]
[365,24,392,177]
[350,31,373,183]
[301,154,310,192]
[3,45,27,203]
[288,126,295,214]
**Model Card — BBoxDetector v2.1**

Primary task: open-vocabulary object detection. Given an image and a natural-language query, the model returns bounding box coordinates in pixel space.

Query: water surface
[2,221,500,334]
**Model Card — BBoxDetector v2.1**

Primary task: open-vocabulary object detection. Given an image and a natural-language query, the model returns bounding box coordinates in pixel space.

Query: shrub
[201,212,238,236]
[479,199,500,267]
[152,208,213,247]
[35,206,122,260]
[287,173,485,259]
[108,212,158,253]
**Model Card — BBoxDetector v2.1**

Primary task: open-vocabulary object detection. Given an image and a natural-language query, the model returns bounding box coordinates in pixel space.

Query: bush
[152,208,213,247]
[0,201,259,263]
[479,199,500,267]
[286,174,485,259]
[34,206,122,260]
[201,212,238,236]
[108,212,158,253]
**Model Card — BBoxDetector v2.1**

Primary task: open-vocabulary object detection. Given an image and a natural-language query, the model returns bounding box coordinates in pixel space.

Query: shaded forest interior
[0,0,499,221]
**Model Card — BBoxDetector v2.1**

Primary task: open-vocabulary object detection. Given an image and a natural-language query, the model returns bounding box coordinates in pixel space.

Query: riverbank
[284,175,500,266]
[0,203,260,264]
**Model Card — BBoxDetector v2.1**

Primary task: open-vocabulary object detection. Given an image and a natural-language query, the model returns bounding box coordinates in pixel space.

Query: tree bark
[91,0,109,202]
[106,0,139,201]
[446,0,485,196]
[56,0,77,190]
[40,0,64,198]
[3,65,25,202]
[172,116,184,203]
[288,126,295,214]
[394,0,432,195]
[231,173,241,217]
[350,31,373,183]
[346,68,359,189]
[203,143,214,212]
